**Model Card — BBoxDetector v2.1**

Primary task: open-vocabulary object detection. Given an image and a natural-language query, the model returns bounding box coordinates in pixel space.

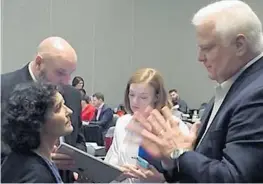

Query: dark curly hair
[2,82,59,153]
[72,76,84,88]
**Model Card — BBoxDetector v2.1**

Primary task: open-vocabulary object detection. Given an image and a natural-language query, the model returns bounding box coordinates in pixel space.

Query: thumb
[190,121,201,137]
[142,106,153,118]
[52,145,58,152]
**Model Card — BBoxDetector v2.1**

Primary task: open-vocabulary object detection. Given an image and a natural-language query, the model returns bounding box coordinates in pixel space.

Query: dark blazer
[1,64,86,183]
[91,104,113,134]
[1,151,57,183]
[164,56,263,183]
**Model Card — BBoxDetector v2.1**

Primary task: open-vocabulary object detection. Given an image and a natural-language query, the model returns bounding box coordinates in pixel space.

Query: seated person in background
[104,68,189,183]
[72,76,84,90]
[169,89,188,114]
[1,82,73,183]
[90,92,113,135]
[116,104,127,117]
[81,94,96,122]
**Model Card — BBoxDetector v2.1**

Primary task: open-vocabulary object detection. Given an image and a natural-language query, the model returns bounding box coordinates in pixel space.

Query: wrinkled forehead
[54,92,64,104]
[196,19,222,45]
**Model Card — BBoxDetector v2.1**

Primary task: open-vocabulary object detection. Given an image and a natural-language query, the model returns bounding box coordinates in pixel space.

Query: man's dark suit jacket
[91,104,113,134]
[164,56,263,182]
[1,64,86,183]
[1,151,57,183]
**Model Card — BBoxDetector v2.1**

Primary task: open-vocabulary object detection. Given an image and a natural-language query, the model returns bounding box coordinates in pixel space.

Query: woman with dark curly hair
[1,82,73,183]
[72,76,84,90]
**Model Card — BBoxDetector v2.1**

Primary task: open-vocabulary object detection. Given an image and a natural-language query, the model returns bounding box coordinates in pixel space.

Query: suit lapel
[97,104,105,121]
[194,97,214,149]
[206,55,263,129]
[18,64,34,83]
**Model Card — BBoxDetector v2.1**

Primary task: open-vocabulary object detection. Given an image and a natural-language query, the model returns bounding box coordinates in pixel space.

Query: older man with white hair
[128,0,263,182]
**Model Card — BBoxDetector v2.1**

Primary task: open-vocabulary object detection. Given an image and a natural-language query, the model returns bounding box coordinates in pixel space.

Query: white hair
[192,0,263,53]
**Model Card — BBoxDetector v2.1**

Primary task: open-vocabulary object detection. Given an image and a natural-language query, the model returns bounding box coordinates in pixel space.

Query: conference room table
[82,122,104,146]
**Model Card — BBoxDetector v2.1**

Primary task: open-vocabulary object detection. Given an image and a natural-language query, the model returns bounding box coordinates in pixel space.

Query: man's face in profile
[37,56,76,85]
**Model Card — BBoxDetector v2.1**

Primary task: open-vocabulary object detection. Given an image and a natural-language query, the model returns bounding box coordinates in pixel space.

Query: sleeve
[104,118,122,165]
[166,87,263,182]
[161,117,188,182]
[81,107,89,121]
[19,165,54,183]
[95,108,114,127]
[177,117,190,135]
[161,117,189,169]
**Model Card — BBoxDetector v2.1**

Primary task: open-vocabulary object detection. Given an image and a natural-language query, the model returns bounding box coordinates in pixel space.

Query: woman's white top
[104,114,189,183]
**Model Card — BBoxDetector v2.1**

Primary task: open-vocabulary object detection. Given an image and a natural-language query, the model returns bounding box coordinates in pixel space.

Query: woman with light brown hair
[104,68,189,183]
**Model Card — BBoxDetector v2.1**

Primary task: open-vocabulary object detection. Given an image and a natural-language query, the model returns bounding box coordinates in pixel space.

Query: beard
[171,98,178,106]
[37,69,51,84]
[37,69,68,86]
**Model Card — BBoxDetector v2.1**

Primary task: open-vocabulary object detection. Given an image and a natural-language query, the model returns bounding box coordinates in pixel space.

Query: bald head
[37,37,77,62]
[32,37,77,85]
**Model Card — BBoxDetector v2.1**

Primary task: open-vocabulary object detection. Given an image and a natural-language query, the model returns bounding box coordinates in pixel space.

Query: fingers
[128,113,166,151]
[138,164,157,174]
[51,153,73,160]
[140,128,163,146]
[161,106,173,120]
[190,121,201,138]
[137,164,165,182]
[73,172,79,180]
[148,107,181,137]
[146,114,163,135]
[141,140,162,158]
[122,165,147,179]
[52,145,58,152]
[133,112,152,131]
[161,106,179,128]
[150,109,169,131]
[142,106,153,118]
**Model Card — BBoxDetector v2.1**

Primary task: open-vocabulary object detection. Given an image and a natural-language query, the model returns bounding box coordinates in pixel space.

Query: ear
[35,55,43,70]
[235,34,247,56]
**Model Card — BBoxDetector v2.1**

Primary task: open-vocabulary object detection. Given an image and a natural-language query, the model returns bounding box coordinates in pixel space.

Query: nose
[198,50,206,63]
[131,96,139,105]
[66,106,73,115]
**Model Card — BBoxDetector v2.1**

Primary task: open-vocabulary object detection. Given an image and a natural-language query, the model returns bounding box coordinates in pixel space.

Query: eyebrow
[56,68,67,73]
[129,90,149,95]
[199,42,215,48]
[55,99,64,109]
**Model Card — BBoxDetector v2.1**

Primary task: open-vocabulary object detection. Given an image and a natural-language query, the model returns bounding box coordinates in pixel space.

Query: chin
[64,125,74,135]
[208,73,216,81]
